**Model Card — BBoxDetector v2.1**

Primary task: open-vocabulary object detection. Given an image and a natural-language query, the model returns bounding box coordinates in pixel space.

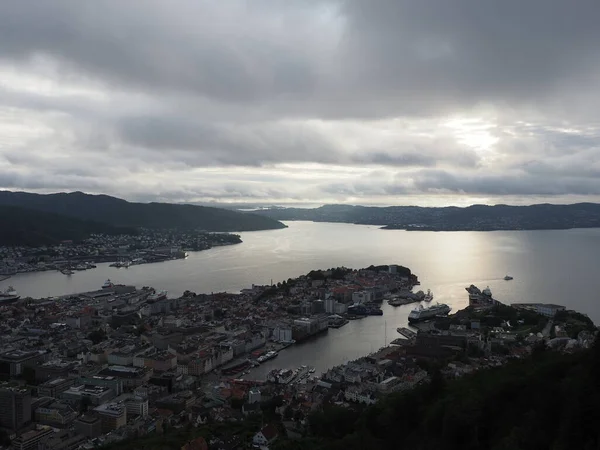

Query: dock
[396,327,417,340]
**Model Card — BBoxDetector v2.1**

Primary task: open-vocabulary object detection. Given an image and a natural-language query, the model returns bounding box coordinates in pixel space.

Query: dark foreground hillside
[0,205,136,246]
[102,340,600,450]
[292,345,600,450]
[0,191,286,232]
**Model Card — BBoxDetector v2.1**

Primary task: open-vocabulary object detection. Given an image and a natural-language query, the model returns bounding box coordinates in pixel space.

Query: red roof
[260,424,279,441]
[181,436,208,450]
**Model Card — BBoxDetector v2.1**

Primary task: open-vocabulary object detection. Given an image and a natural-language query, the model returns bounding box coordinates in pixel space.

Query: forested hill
[282,342,600,450]
[0,205,136,246]
[252,203,600,231]
[0,191,286,232]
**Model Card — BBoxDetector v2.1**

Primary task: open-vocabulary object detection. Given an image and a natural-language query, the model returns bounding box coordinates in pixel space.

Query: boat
[423,289,434,301]
[388,297,415,306]
[267,368,297,384]
[257,350,278,363]
[61,269,74,275]
[0,286,20,304]
[408,303,451,323]
[147,290,168,301]
[348,304,383,316]
[504,275,513,281]
[102,279,114,289]
[396,327,417,339]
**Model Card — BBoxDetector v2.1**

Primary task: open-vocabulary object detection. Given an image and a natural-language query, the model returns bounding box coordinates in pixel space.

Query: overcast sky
[1,0,600,206]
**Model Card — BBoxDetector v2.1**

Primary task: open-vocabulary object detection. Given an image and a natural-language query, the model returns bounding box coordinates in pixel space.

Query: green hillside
[0,205,136,246]
[0,191,286,232]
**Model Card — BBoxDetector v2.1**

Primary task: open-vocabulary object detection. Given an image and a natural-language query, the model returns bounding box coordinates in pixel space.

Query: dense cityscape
[0,264,596,450]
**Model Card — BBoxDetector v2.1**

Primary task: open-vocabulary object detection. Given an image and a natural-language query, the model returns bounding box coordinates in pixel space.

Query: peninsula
[0,266,597,450]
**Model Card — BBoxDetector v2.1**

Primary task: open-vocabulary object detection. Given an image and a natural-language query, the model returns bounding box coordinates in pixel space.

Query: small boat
[504,275,513,281]
[0,286,20,303]
[423,289,434,301]
[61,269,74,275]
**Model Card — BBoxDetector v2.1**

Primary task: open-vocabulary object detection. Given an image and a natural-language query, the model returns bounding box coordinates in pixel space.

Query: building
[38,378,75,399]
[98,365,151,388]
[11,426,54,450]
[37,429,87,450]
[107,352,134,366]
[352,290,375,305]
[65,315,91,329]
[113,393,149,418]
[34,401,77,428]
[60,385,116,406]
[292,315,329,341]
[272,326,293,343]
[0,385,32,431]
[94,403,127,433]
[155,391,196,414]
[144,352,177,372]
[344,388,377,405]
[253,424,279,447]
[512,303,567,317]
[378,376,400,392]
[74,414,102,438]
[248,388,261,404]
[78,375,124,396]
[181,436,208,450]
[0,350,46,378]
[35,360,79,383]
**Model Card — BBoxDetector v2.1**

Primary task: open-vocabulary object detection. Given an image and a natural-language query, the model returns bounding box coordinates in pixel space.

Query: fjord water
[2,221,599,374]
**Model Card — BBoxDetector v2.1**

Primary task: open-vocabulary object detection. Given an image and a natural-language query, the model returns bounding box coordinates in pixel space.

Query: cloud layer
[1,0,600,205]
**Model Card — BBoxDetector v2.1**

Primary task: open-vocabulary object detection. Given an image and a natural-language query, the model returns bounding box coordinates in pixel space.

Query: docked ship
[408,303,451,322]
[0,286,20,304]
[147,290,168,301]
[388,297,415,306]
[267,368,298,384]
[257,350,278,363]
[424,289,434,301]
[347,304,383,316]
[102,279,114,289]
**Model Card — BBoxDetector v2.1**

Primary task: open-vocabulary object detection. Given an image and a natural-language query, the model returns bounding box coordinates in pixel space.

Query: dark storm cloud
[1,0,600,202]
[1,0,600,118]
[339,1,600,112]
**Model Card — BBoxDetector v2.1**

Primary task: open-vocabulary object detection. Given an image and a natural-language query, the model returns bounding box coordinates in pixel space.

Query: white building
[273,326,293,342]
[248,388,261,404]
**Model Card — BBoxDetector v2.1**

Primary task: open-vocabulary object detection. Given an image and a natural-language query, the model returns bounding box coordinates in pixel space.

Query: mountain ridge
[251,202,600,231]
[0,191,286,232]
[0,205,137,246]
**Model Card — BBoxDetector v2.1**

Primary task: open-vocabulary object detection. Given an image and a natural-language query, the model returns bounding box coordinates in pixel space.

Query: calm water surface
[2,221,599,375]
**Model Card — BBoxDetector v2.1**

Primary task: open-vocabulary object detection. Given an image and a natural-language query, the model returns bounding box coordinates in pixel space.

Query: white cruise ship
[408,303,451,322]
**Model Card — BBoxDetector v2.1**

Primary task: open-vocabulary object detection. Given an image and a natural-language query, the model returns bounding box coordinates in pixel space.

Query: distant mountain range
[0,205,137,246]
[0,191,286,246]
[252,203,600,231]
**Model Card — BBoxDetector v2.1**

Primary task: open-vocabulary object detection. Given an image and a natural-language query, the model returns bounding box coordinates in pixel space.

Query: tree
[22,366,36,385]
[88,328,107,345]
